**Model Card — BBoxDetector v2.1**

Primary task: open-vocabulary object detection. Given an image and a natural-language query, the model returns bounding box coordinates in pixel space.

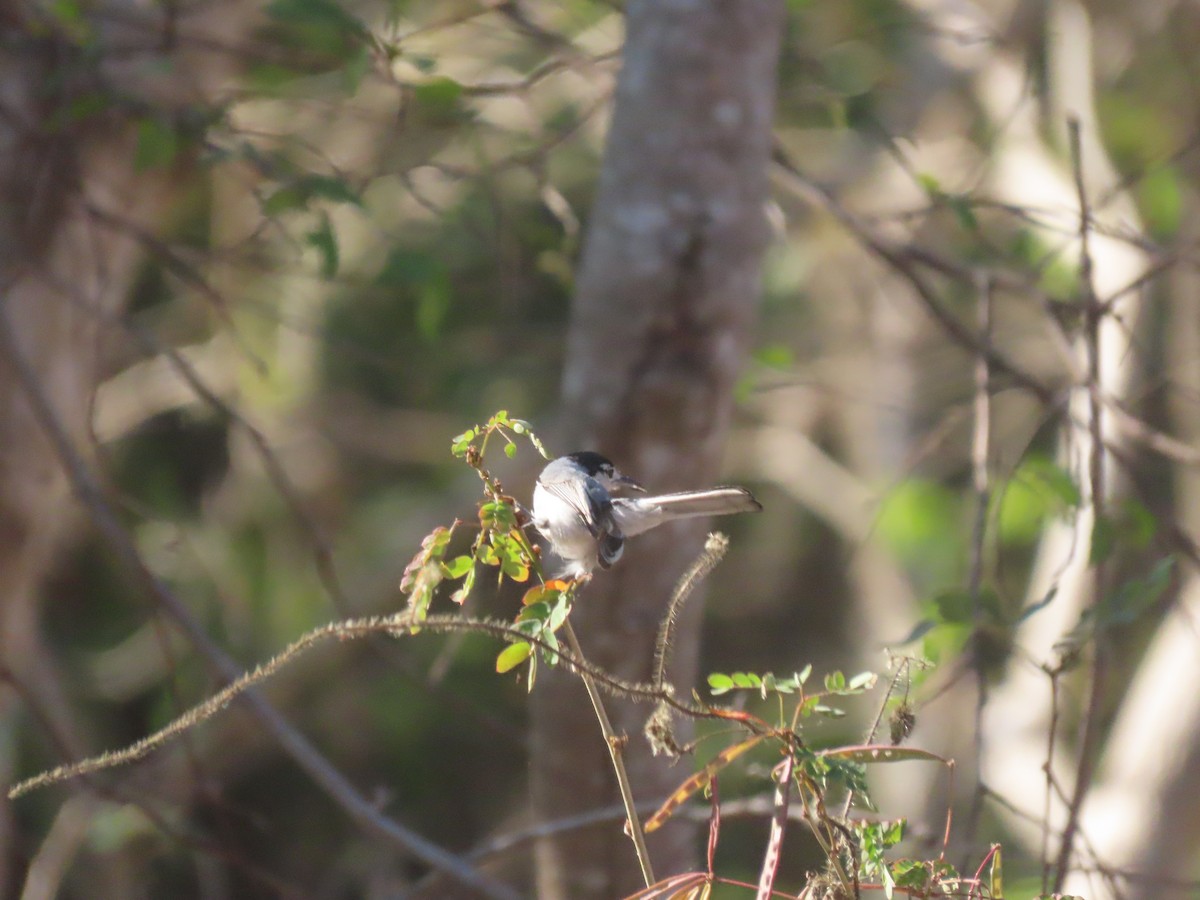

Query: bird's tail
[614,487,761,537]
[651,487,762,517]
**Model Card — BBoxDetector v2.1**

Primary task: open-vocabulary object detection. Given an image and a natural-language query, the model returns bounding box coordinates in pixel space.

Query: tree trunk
[528,1,784,896]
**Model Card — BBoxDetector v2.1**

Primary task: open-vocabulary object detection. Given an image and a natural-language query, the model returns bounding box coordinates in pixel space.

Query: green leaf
[415,272,451,341]
[1140,164,1182,239]
[451,427,477,457]
[521,583,561,607]
[707,673,734,695]
[134,118,179,171]
[399,526,453,593]
[495,641,531,673]
[754,344,794,369]
[824,670,846,692]
[1024,457,1082,506]
[305,212,340,279]
[500,556,530,582]
[848,671,877,691]
[516,600,550,623]
[450,564,476,605]
[999,456,1082,544]
[891,859,929,889]
[796,663,812,685]
[547,595,571,631]
[947,194,978,232]
[933,588,973,625]
[812,704,846,718]
[441,555,474,579]
[262,185,308,216]
[479,501,517,531]
[302,175,362,206]
[760,672,777,697]
[263,175,361,217]
[881,860,895,899]
[267,0,363,29]
[504,441,516,459]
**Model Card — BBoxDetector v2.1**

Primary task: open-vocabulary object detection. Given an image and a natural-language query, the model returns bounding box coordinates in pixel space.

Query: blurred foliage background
[5,0,1200,897]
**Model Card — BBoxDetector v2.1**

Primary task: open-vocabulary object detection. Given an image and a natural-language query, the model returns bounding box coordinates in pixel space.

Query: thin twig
[1041,663,1060,894]
[1052,115,1110,893]
[561,618,656,887]
[772,142,1056,404]
[964,271,993,856]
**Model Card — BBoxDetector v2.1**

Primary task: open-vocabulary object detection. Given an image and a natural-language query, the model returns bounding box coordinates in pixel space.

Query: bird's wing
[539,474,615,539]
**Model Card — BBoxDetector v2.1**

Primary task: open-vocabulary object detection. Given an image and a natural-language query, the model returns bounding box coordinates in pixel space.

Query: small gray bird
[532,451,761,578]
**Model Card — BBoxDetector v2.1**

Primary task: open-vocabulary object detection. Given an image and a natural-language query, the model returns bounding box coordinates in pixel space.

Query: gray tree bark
[529,1,785,896]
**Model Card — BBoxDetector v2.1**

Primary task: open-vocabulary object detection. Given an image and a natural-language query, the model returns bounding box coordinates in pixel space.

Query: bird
[531,451,762,578]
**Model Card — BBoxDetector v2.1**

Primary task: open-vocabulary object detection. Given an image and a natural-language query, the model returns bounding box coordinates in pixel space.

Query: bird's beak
[614,473,645,493]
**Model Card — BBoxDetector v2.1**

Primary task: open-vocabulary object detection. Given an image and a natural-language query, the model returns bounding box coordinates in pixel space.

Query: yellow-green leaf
[495,641,531,673]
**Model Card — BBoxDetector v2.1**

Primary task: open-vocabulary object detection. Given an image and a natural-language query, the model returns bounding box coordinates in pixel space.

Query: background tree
[528,2,784,897]
[4,0,1200,897]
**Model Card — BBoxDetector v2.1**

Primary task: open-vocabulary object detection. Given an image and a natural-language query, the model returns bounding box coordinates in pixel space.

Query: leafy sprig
[399,411,570,679]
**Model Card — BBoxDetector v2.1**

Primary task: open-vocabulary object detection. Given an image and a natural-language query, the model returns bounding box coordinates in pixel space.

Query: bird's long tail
[614,487,761,537]
[651,487,761,517]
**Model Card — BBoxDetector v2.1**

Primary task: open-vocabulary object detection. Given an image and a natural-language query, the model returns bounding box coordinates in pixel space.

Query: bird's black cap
[565,451,616,475]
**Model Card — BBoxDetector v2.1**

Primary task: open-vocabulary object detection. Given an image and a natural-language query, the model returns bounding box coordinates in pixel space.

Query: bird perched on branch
[532,451,761,578]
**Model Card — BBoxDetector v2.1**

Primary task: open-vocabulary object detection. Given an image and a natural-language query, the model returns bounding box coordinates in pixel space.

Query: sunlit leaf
[450,565,476,606]
[522,583,559,606]
[441,555,473,579]
[707,673,734,695]
[495,641,531,673]
[847,671,877,691]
